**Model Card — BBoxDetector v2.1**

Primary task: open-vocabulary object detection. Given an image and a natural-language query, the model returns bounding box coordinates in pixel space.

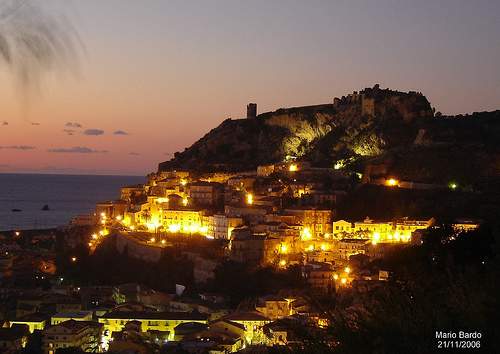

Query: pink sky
[1,0,499,175]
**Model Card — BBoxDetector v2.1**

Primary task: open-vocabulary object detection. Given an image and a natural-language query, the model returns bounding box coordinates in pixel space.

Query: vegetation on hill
[159,86,500,188]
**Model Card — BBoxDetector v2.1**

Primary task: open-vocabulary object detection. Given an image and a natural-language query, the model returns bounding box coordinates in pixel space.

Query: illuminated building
[161,209,205,234]
[98,311,208,341]
[284,208,333,238]
[187,181,223,206]
[221,312,271,345]
[205,214,243,239]
[95,200,128,220]
[255,296,293,320]
[225,205,268,224]
[306,249,336,264]
[452,219,480,232]
[42,320,102,354]
[9,314,46,333]
[332,217,433,244]
[337,238,369,260]
[230,230,280,266]
[51,311,93,325]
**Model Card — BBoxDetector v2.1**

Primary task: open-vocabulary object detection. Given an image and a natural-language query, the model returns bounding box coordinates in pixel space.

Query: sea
[0,173,144,231]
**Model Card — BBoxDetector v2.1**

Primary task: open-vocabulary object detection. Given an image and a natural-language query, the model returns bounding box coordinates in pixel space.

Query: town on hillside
[1,147,489,353]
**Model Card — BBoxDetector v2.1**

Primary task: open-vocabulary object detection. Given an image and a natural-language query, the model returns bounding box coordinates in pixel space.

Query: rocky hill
[159,85,500,185]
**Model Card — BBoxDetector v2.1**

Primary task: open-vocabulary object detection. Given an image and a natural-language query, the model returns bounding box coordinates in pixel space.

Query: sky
[0,0,499,175]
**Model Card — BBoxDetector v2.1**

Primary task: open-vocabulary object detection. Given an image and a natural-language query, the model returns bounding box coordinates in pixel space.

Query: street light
[386,178,398,187]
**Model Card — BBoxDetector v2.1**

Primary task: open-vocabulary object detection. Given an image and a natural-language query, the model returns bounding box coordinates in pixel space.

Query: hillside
[158,85,500,185]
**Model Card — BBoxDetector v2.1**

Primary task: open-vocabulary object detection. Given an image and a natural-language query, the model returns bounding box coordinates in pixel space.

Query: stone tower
[247,103,257,119]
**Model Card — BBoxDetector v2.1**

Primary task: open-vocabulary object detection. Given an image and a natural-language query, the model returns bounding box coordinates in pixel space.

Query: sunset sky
[0,0,499,175]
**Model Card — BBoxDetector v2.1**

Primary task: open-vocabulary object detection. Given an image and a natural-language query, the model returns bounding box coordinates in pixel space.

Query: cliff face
[159,85,434,172]
[159,85,500,184]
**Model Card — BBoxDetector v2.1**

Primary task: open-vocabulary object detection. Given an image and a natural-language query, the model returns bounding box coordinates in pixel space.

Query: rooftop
[52,311,93,319]
[101,311,208,321]
[53,319,102,331]
[223,311,270,322]
[12,313,47,323]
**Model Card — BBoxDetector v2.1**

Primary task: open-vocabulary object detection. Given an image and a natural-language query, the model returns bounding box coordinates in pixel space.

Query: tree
[0,0,80,93]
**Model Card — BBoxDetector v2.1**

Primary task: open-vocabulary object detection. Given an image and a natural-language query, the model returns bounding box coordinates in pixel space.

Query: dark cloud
[0,145,36,150]
[83,128,104,136]
[113,130,128,135]
[65,122,82,128]
[63,129,75,135]
[2,121,8,126]
[47,146,108,154]
[129,152,141,156]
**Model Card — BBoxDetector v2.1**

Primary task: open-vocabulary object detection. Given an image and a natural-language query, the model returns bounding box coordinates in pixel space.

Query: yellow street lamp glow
[246,193,254,205]
[188,224,199,233]
[279,259,287,267]
[149,237,156,242]
[116,215,122,221]
[182,198,188,206]
[129,225,135,231]
[341,278,347,285]
[71,257,77,262]
[344,266,351,274]
[91,234,98,240]
[289,164,298,172]
[100,212,105,217]
[386,178,399,187]
[14,231,20,236]
[161,240,166,244]
[168,224,181,233]
[180,179,187,186]
[279,244,288,254]
[301,227,312,241]
[99,230,104,236]
[320,243,328,251]
[333,273,339,280]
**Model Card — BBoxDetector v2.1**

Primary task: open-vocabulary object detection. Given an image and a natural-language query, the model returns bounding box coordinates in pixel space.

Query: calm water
[0,173,144,231]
